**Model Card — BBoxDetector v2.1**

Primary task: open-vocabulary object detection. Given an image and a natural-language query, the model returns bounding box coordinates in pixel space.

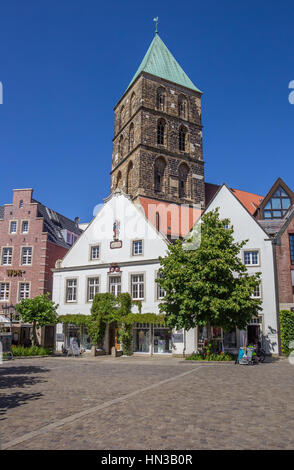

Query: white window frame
[90,245,100,260]
[66,279,77,303]
[18,282,30,301]
[156,272,166,300]
[243,250,260,266]
[0,282,10,301]
[87,277,100,302]
[21,220,29,233]
[2,247,13,265]
[131,273,145,300]
[109,275,121,297]
[21,247,33,265]
[10,220,17,234]
[132,240,143,256]
[252,282,262,299]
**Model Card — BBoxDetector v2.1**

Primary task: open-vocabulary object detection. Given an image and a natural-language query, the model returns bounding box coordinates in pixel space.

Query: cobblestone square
[0,356,293,450]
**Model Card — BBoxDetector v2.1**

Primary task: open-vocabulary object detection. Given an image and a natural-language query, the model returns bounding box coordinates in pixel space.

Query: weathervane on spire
[153,17,159,34]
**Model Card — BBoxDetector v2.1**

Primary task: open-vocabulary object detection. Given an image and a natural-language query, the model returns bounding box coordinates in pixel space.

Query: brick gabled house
[254,177,294,313]
[0,188,82,347]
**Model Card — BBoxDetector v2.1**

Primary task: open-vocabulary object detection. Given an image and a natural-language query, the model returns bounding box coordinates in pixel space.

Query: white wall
[203,185,279,354]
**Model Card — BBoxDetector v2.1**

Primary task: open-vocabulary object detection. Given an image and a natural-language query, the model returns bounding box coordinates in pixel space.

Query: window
[132,240,143,255]
[21,247,32,265]
[131,274,144,300]
[157,272,166,299]
[19,283,30,300]
[19,200,23,208]
[109,276,121,297]
[0,282,10,301]
[244,250,259,266]
[130,93,136,116]
[289,235,294,264]
[156,212,160,231]
[157,119,165,145]
[154,157,166,192]
[119,135,124,158]
[179,126,187,151]
[127,161,134,194]
[66,279,77,302]
[178,163,189,198]
[178,95,188,119]
[2,247,12,265]
[263,186,291,219]
[21,221,29,233]
[156,87,166,111]
[87,277,100,301]
[10,221,17,234]
[252,283,261,298]
[129,123,134,151]
[90,245,100,260]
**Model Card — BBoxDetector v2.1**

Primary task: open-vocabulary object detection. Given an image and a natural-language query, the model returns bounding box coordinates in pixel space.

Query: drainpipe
[272,239,282,355]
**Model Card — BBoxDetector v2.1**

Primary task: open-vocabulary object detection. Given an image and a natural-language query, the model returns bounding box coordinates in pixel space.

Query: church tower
[110,32,205,208]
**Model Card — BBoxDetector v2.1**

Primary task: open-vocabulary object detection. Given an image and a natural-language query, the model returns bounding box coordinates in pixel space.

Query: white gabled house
[53,190,196,355]
[193,184,279,354]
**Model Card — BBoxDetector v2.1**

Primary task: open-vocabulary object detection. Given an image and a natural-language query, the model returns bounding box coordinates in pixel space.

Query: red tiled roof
[205,183,264,215]
[139,184,263,238]
[138,197,202,238]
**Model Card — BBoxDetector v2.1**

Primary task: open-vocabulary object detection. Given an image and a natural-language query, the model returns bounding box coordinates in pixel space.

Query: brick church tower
[110,32,205,208]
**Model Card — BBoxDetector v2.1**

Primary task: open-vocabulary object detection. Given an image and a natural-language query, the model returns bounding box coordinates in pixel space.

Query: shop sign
[6,269,26,277]
[172,333,183,343]
[110,240,122,249]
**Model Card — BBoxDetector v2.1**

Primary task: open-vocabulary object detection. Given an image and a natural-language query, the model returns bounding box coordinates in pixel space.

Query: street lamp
[2,304,17,325]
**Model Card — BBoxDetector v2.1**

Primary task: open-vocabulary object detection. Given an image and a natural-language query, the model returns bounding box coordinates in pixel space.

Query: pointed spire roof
[126,34,201,93]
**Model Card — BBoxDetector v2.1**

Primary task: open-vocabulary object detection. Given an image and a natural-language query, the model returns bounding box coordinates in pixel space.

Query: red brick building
[255,178,294,312]
[0,188,82,347]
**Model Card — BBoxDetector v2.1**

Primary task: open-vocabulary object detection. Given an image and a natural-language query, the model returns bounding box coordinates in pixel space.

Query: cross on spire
[153,17,159,34]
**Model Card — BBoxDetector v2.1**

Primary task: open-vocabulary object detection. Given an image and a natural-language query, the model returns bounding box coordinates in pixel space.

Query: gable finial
[153,17,159,34]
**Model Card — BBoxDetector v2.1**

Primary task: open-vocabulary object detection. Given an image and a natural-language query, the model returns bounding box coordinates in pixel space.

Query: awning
[0,314,10,324]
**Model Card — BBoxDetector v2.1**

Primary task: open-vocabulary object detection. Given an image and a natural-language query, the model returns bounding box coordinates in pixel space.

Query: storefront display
[133,323,150,353]
[153,327,172,354]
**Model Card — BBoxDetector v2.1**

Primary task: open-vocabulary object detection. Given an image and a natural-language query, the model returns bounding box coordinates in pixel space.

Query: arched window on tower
[119,105,125,128]
[179,126,188,152]
[116,171,122,189]
[154,157,167,193]
[119,135,124,158]
[126,161,134,194]
[157,119,166,145]
[130,93,136,116]
[129,123,134,151]
[156,87,166,111]
[178,163,189,198]
[178,95,188,119]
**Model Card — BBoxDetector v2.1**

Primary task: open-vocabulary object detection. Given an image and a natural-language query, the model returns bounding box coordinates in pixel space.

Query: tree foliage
[87,293,116,347]
[157,209,262,333]
[280,310,294,356]
[16,293,59,346]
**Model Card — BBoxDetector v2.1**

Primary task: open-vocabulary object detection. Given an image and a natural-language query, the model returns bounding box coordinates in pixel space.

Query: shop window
[223,329,237,349]
[133,323,150,353]
[153,327,172,353]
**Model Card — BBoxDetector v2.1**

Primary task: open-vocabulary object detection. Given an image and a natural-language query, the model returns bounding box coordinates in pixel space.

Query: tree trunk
[32,321,39,346]
[206,322,212,341]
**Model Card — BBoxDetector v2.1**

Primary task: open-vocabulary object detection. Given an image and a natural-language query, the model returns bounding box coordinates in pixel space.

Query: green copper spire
[126,33,201,93]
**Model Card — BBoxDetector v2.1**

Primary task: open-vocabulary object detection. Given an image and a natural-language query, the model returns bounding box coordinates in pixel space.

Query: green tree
[16,293,59,346]
[157,209,262,337]
[87,293,116,348]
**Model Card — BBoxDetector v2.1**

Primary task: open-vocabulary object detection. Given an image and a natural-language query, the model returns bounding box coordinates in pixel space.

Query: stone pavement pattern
[0,356,293,450]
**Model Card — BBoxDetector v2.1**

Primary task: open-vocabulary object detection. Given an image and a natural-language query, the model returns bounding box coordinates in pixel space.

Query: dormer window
[263,186,291,219]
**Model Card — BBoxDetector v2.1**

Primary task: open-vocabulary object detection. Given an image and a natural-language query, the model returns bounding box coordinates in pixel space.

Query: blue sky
[0,0,293,222]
